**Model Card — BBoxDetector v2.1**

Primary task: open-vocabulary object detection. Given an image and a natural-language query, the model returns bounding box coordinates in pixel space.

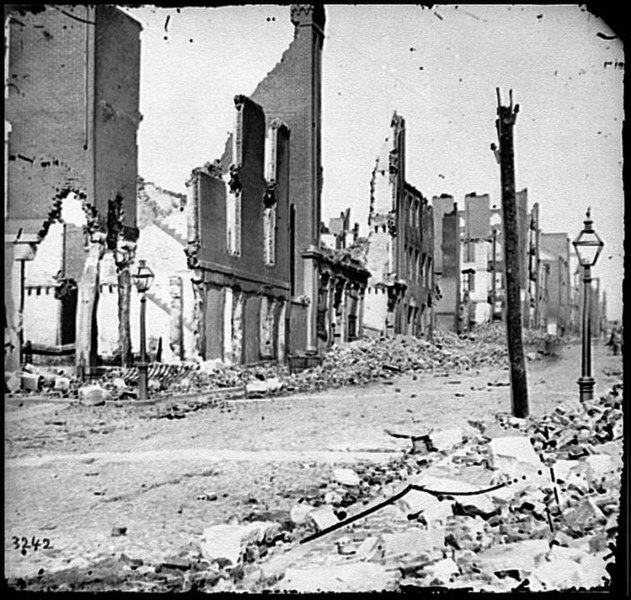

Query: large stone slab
[306,504,338,531]
[489,436,541,465]
[333,467,360,487]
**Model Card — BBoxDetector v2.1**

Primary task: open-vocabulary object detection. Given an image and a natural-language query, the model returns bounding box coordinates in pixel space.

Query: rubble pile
[181,362,285,394]
[284,336,504,393]
[249,383,623,593]
[470,321,579,349]
[7,322,576,403]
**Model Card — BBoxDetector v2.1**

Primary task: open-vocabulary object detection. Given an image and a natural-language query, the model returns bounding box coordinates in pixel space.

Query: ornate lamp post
[131,260,154,401]
[572,209,604,402]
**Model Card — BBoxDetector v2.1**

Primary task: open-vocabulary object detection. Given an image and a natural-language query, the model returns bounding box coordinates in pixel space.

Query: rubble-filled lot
[5,335,623,592]
[6,323,563,404]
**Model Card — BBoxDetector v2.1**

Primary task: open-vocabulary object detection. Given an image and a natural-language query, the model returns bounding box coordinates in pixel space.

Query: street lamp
[132,259,154,401]
[572,208,604,402]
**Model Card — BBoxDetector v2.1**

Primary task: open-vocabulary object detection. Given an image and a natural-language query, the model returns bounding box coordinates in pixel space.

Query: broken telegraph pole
[491,88,529,418]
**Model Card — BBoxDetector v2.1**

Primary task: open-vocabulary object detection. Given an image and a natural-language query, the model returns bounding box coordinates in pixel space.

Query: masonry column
[277,297,287,363]
[169,275,184,361]
[302,247,320,353]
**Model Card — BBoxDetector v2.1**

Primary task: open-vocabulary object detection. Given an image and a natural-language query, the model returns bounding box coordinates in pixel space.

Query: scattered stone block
[20,372,42,392]
[455,494,497,519]
[582,454,619,482]
[489,436,541,466]
[79,384,110,406]
[324,490,344,505]
[564,498,607,532]
[5,371,21,393]
[397,489,453,523]
[110,377,128,390]
[53,376,71,392]
[355,536,380,561]
[245,377,282,397]
[424,557,459,583]
[290,503,314,525]
[306,505,339,531]
[430,428,464,452]
[333,467,360,487]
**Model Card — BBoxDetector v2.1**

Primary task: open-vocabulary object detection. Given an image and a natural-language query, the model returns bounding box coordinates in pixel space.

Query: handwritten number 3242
[12,536,51,555]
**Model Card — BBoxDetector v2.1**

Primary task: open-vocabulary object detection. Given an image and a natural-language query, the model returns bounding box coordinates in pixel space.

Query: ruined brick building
[4,5,141,370]
[185,96,292,364]
[184,5,369,364]
[430,187,576,336]
[363,112,435,338]
[486,190,529,325]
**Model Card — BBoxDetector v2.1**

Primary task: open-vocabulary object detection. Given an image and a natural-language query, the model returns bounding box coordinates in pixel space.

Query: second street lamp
[132,259,154,401]
[572,208,604,403]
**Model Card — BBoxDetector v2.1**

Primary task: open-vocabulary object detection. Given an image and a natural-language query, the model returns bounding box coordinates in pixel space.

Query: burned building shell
[363,112,435,339]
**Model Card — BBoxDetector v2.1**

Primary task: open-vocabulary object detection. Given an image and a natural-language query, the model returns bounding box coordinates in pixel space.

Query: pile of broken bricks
[6,332,512,405]
[283,334,511,394]
[179,382,623,593]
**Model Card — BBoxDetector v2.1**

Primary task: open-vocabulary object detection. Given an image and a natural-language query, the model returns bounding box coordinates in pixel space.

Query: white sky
[121,4,624,321]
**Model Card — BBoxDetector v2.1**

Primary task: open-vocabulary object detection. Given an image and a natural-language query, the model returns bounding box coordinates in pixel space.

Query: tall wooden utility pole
[491,88,529,418]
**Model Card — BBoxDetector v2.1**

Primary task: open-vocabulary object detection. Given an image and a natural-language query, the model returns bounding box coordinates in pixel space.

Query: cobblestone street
[4,341,623,591]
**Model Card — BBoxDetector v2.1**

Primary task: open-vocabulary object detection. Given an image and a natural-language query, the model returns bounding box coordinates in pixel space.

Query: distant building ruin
[363,112,435,338]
